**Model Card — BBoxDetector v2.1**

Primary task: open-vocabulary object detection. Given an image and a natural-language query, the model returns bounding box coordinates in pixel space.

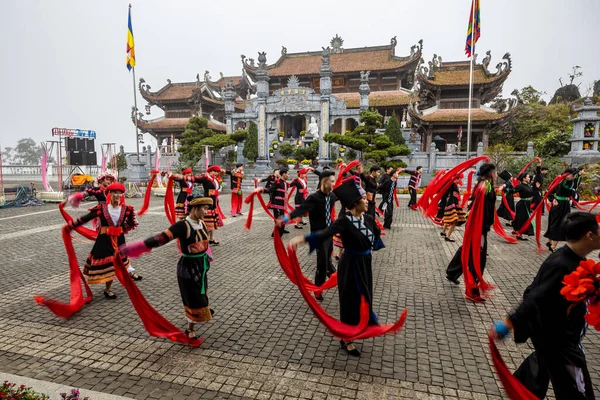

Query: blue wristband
[494,320,510,338]
[282,215,289,223]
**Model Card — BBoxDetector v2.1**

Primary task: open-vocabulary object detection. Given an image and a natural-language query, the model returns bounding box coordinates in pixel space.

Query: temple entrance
[280,116,306,139]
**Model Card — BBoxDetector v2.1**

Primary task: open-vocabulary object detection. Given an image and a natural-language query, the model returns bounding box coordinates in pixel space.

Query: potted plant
[299,130,307,137]
[278,131,285,142]
[301,159,311,166]
[271,140,279,150]
[287,158,297,169]
[339,146,346,156]
[269,147,275,157]
[336,157,344,164]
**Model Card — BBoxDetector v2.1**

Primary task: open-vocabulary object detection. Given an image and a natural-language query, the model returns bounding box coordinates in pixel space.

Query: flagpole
[130,4,140,162]
[466,0,476,160]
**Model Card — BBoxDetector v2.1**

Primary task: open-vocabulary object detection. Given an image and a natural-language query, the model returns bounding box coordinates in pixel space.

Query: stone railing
[2,165,100,182]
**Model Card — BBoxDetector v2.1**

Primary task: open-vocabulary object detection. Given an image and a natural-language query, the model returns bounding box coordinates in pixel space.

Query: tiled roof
[211,76,242,87]
[142,83,197,101]
[424,65,508,86]
[417,109,508,122]
[265,49,418,77]
[138,117,226,132]
[334,90,413,108]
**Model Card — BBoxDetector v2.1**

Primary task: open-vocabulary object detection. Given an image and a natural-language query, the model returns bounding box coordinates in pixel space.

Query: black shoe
[283,229,291,234]
[209,240,220,246]
[334,256,340,261]
[546,242,554,252]
[210,308,215,316]
[340,340,360,357]
[231,214,237,218]
[103,291,117,300]
[505,222,512,227]
[440,232,446,237]
[130,273,143,281]
[444,237,456,243]
[446,276,460,285]
[271,232,275,238]
[294,225,303,229]
[383,225,391,229]
[314,293,324,301]
[517,236,528,241]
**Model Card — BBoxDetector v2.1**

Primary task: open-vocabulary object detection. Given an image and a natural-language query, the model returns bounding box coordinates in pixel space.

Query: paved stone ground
[0,194,598,399]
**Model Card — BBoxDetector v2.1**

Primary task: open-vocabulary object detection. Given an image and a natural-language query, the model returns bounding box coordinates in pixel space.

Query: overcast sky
[1,0,598,153]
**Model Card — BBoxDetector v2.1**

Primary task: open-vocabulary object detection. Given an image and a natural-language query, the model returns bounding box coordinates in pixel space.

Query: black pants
[515,350,595,400]
[272,208,285,236]
[408,188,417,207]
[367,201,376,220]
[446,231,488,295]
[379,200,394,228]
[315,237,335,286]
[533,188,544,215]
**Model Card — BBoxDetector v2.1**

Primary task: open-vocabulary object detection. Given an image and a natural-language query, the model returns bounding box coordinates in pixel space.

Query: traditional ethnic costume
[261,172,289,236]
[508,245,595,399]
[194,166,223,234]
[441,183,466,227]
[497,170,515,223]
[290,170,309,228]
[446,179,496,299]
[141,198,214,324]
[532,166,545,213]
[67,183,138,290]
[175,168,195,220]
[544,179,576,242]
[406,169,422,210]
[84,173,116,204]
[352,171,379,219]
[226,164,244,217]
[287,183,337,295]
[378,175,397,229]
[509,180,534,237]
[304,179,385,336]
[261,173,278,209]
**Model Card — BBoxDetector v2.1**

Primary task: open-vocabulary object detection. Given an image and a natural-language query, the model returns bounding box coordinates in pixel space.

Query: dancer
[226,163,245,217]
[84,172,116,204]
[406,166,422,210]
[121,197,215,340]
[544,168,577,252]
[289,168,310,229]
[492,212,599,399]
[290,178,384,356]
[445,163,497,303]
[174,168,195,220]
[281,170,337,300]
[532,160,548,213]
[497,170,515,227]
[379,166,394,184]
[65,183,140,298]
[440,175,466,242]
[194,165,225,245]
[352,164,380,219]
[255,169,290,237]
[506,172,534,240]
[378,169,399,229]
[571,166,584,208]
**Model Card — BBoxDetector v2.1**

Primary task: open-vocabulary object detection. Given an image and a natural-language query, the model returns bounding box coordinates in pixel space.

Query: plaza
[1,195,598,399]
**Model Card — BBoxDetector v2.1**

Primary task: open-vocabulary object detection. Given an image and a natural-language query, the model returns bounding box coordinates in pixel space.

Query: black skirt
[497,193,515,221]
[544,200,571,241]
[512,200,534,235]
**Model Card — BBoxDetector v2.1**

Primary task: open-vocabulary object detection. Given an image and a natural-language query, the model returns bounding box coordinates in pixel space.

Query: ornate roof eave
[417,70,510,90]
[409,108,514,125]
[138,78,199,104]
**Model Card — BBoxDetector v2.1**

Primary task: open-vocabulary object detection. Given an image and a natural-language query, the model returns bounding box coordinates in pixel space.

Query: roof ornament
[494,53,512,75]
[241,54,255,68]
[204,70,212,83]
[281,46,287,56]
[330,34,343,54]
[196,73,201,86]
[138,77,151,94]
[166,79,171,84]
[257,52,267,68]
[410,39,424,58]
[321,46,331,68]
[390,36,397,50]
[287,75,300,88]
[481,50,492,73]
[219,72,224,79]
[360,71,370,82]
[145,104,151,115]
[417,57,428,77]
[428,54,442,78]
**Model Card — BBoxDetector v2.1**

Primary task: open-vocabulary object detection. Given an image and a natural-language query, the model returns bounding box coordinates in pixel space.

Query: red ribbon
[164,176,176,224]
[489,334,540,399]
[460,170,476,208]
[137,172,158,216]
[334,160,361,188]
[34,226,93,318]
[500,191,516,220]
[58,202,98,241]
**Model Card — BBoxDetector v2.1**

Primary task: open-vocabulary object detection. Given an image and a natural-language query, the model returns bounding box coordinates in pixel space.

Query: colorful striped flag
[126,6,136,71]
[465,0,481,58]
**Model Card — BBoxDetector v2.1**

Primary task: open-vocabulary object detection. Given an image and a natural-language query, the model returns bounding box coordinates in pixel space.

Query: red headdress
[297,168,308,176]
[207,165,221,173]
[182,167,193,174]
[97,173,116,184]
[105,183,126,193]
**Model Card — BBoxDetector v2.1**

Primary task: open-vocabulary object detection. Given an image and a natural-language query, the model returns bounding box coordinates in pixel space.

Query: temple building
[132,71,253,145]
[408,51,515,152]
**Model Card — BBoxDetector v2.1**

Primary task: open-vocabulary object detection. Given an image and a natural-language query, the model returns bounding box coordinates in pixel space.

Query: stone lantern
[567,98,600,164]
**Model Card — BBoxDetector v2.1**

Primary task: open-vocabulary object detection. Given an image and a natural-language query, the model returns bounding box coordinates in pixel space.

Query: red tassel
[112,254,202,346]
[58,203,98,241]
[488,334,540,399]
[34,226,93,318]
[500,192,516,220]
[137,173,156,216]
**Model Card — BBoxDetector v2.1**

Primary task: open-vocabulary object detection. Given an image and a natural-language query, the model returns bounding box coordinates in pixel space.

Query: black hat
[517,171,529,181]
[235,163,243,168]
[498,169,512,181]
[333,178,366,210]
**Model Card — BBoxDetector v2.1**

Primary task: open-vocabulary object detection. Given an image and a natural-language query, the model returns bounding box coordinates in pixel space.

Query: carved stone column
[341,118,347,134]
[318,47,333,166]
[254,52,270,169]
[359,71,371,111]
[223,81,236,134]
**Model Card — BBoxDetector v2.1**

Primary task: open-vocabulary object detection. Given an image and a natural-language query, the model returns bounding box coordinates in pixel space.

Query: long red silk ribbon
[334,160,360,188]
[492,209,518,244]
[286,242,408,341]
[165,177,176,224]
[137,172,157,216]
[34,226,93,318]
[273,227,338,291]
[58,203,98,241]
[500,191,516,220]
[112,254,202,346]
[461,170,476,208]
[518,157,541,179]
[489,334,540,399]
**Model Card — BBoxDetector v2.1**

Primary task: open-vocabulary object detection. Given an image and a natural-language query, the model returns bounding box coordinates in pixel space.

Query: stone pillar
[341,118,347,134]
[359,71,371,111]
[254,52,270,169]
[237,141,246,165]
[476,142,484,157]
[429,142,437,172]
[482,129,490,148]
[223,81,236,134]
[527,141,534,158]
[318,47,333,166]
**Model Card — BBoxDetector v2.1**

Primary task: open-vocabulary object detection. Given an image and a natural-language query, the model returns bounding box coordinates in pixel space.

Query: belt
[555,196,569,201]
[344,249,372,255]
[520,197,532,201]
[182,252,209,258]
[99,226,123,236]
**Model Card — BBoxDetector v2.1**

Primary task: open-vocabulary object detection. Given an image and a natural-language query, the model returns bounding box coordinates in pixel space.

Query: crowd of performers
[34,156,600,399]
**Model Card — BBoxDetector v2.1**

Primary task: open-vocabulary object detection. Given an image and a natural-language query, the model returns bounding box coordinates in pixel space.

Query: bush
[243,122,259,162]
[278,143,295,158]
[346,149,358,160]
[380,159,407,169]
[226,149,237,165]
[230,130,248,143]
[385,112,406,145]
[275,158,288,167]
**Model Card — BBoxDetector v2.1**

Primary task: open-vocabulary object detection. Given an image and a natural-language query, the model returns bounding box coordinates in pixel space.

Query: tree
[384,112,405,145]
[178,116,218,167]
[278,143,295,158]
[513,86,546,105]
[7,138,41,165]
[486,144,516,173]
[294,141,319,161]
[242,122,259,162]
[199,134,235,150]
[107,153,128,173]
[324,110,410,162]
[551,66,583,104]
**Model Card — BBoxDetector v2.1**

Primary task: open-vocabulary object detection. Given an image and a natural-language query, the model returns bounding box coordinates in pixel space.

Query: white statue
[307,116,319,139]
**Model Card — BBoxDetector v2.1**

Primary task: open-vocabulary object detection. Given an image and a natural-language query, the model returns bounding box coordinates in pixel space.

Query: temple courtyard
[0,195,598,399]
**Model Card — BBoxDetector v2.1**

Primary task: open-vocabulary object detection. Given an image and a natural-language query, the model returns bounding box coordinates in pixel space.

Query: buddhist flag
[465,0,481,57]
[126,6,136,71]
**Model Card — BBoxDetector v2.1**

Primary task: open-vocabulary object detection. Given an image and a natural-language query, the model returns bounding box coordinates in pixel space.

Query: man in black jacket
[280,170,337,300]
[532,160,548,214]
[352,165,380,219]
[378,169,399,229]
[492,212,600,399]
[406,166,422,210]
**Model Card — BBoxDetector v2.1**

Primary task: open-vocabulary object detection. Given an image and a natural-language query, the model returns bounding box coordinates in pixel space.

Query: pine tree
[384,112,405,145]
[243,122,259,162]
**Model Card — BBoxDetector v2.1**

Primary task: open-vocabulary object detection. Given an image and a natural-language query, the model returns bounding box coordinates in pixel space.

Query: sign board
[52,128,97,139]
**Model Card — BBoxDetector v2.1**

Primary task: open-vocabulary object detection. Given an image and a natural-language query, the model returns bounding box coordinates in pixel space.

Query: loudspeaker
[68,151,84,165]
[66,137,79,152]
[83,139,95,152]
[65,138,95,152]
[85,152,97,166]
